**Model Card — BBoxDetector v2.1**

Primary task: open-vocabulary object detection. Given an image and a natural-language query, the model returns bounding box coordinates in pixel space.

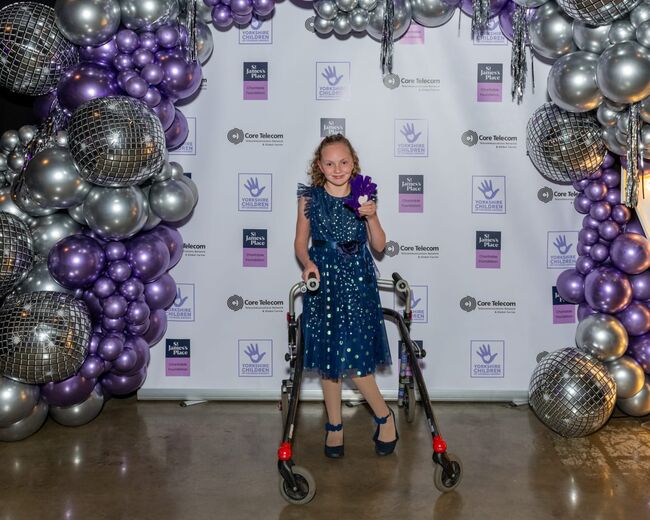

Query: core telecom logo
[461,129,517,149]
[472,176,506,214]
[170,116,196,155]
[243,229,267,267]
[475,231,502,269]
[460,295,517,314]
[552,286,576,324]
[238,173,272,212]
[547,231,578,269]
[320,118,346,137]
[226,294,284,313]
[239,17,272,44]
[538,186,579,204]
[477,63,503,102]
[470,340,504,378]
[183,242,207,257]
[394,119,428,157]
[383,239,439,259]
[166,339,190,377]
[382,72,440,92]
[316,62,350,100]
[243,62,268,100]
[394,285,428,323]
[238,339,272,377]
[226,127,284,147]
[167,283,195,322]
[399,175,424,213]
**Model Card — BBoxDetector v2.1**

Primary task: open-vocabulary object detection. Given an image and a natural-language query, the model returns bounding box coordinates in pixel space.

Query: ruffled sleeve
[297,183,313,219]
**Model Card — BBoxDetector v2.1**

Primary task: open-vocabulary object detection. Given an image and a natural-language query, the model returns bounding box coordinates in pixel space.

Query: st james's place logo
[384,239,439,260]
[227,294,284,313]
[243,229,267,267]
[238,339,272,377]
[470,340,504,378]
[238,173,272,212]
[227,127,284,147]
[461,129,518,149]
[547,231,578,269]
[394,285,428,323]
[321,118,346,137]
[316,62,350,100]
[552,286,575,325]
[537,186,579,204]
[243,62,268,100]
[460,295,517,314]
[169,116,196,155]
[399,175,424,213]
[239,17,272,44]
[472,176,506,214]
[473,17,507,46]
[475,231,501,269]
[382,72,440,92]
[477,64,503,102]
[166,339,190,377]
[183,242,207,258]
[395,119,428,157]
[167,283,195,322]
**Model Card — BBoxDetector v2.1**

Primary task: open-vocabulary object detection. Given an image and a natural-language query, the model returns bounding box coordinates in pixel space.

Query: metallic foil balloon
[41,373,96,407]
[609,19,636,43]
[573,21,611,53]
[0,130,20,152]
[144,308,167,346]
[547,51,603,112]
[333,13,353,35]
[602,125,627,154]
[605,355,645,398]
[575,313,628,361]
[0,376,40,428]
[610,233,650,274]
[18,125,36,145]
[179,175,198,203]
[196,0,214,22]
[411,0,459,27]
[637,19,650,47]
[0,187,29,222]
[10,176,57,217]
[47,234,105,289]
[12,260,72,295]
[54,0,121,46]
[348,7,369,31]
[631,2,650,27]
[101,368,146,396]
[79,37,119,65]
[556,0,641,26]
[49,384,104,426]
[126,234,170,282]
[314,0,339,20]
[141,185,162,231]
[0,292,90,384]
[120,0,180,31]
[597,42,650,104]
[165,109,190,150]
[83,186,148,240]
[556,268,585,303]
[149,178,196,222]
[617,375,650,415]
[144,273,177,310]
[337,0,359,11]
[0,212,34,297]
[0,400,47,442]
[529,2,576,61]
[0,2,79,96]
[367,0,412,40]
[597,103,620,126]
[29,214,82,258]
[358,0,378,8]
[529,348,616,437]
[150,224,183,268]
[67,204,87,226]
[196,21,214,64]
[585,266,633,313]
[68,97,166,187]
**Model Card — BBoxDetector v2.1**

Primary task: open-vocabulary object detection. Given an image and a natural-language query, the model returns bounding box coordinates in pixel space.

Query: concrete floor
[0,399,648,520]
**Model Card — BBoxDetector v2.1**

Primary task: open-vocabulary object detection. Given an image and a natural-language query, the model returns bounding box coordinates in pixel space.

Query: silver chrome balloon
[55,130,69,148]
[411,0,459,28]
[67,203,87,226]
[616,111,629,134]
[0,188,29,222]
[0,212,34,297]
[641,95,650,123]
[314,0,339,21]
[12,260,72,295]
[10,175,57,218]
[530,2,576,61]
[617,375,650,416]
[83,185,148,240]
[28,214,82,258]
[608,19,636,44]
[529,348,616,437]
[557,0,642,25]
[596,42,650,104]
[120,0,179,31]
[196,0,213,22]
[336,0,359,12]
[333,13,353,35]
[49,385,104,427]
[179,175,199,202]
[141,185,162,231]
[575,313,628,361]
[602,125,628,154]
[0,292,90,384]
[0,376,40,428]
[367,0,412,41]
[313,15,335,34]
[597,103,620,126]
[513,0,548,6]
[7,152,25,173]
[637,19,650,47]
[54,0,121,46]
[358,0,378,9]
[168,161,184,180]
[605,355,645,398]
[0,400,48,442]
[17,126,36,146]
[196,21,214,65]
[349,7,369,31]
[148,178,196,222]
[0,131,20,153]
[547,51,603,112]
[631,1,650,27]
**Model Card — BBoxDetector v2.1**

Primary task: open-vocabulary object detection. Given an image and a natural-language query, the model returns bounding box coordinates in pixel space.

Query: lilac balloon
[93,277,116,299]
[585,181,607,202]
[126,301,150,325]
[159,57,202,100]
[150,225,183,268]
[105,241,127,261]
[582,215,600,229]
[205,0,220,5]
[585,266,633,313]
[41,375,96,407]
[112,348,138,373]
[102,316,126,333]
[113,53,134,72]
[116,29,140,53]
[127,336,150,372]
[144,273,177,310]
[57,64,118,112]
[126,235,170,282]
[177,61,203,100]
[577,243,592,256]
[616,301,650,336]
[625,216,647,237]
[602,168,621,188]
[579,228,599,246]
[590,201,612,221]
[610,233,650,274]
[127,320,150,335]
[629,335,650,373]
[630,272,650,301]
[152,96,175,130]
[574,194,593,214]
[143,87,162,108]
[461,0,508,17]
[120,278,145,301]
[117,70,139,90]
[589,170,603,180]
[577,302,599,321]
[79,38,119,65]
[576,255,596,275]
[165,109,190,150]
[101,369,146,396]
[590,243,610,263]
[156,25,180,48]
[103,295,128,319]
[612,205,632,225]
[139,32,158,52]
[231,0,254,15]
[141,63,164,85]
[557,269,585,304]
[573,178,590,192]
[132,48,155,69]
[253,0,275,16]
[80,355,105,379]
[232,12,253,24]
[98,334,125,361]
[88,333,101,355]
[212,5,234,27]
[125,76,149,98]
[108,260,132,283]
[143,308,168,346]
[48,235,106,289]
[598,220,621,241]
[603,154,616,168]
[605,188,621,205]
[34,92,56,120]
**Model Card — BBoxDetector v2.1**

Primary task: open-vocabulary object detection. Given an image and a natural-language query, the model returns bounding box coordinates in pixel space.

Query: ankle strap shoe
[324,422,344,458]
[373,408,398,456]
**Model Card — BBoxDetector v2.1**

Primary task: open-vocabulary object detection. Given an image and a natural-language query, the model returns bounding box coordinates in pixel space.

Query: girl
[294,134,397,459]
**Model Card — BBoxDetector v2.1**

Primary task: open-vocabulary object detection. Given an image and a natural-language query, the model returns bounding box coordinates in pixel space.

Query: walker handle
[392,272,408,294]
[306,272,320,292]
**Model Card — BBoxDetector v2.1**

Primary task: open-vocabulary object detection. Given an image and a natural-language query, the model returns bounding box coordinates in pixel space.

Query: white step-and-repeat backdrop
[139,5,581,402]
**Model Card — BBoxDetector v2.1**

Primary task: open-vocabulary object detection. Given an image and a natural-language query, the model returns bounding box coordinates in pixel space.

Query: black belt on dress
[312,239,364,256]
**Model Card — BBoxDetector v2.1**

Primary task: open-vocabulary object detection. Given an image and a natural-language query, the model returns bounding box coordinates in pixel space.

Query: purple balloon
[125,76,149,98]
[152,96,175,130]
[143,86,162,108]
[117,70,139,90]
[160,57,202,100]
[165,109,190,150]
[576,255,596,275]
[582,215,600,229]
[577,243,592,256]
[41,375,96,407]
[590,243,610,263]
[231,0,254,15]
[156,25,180,48]
[116,29,140,53]
[625,216,647,237]
[605,188,621,205]
[93,277,116,299]
[120,278,145,301]
[585,181,607,202]
[610,233,650,274]
[612,204,632,225]
[585,266,633,313]
[113,53,134,72]
[253,0,275,16]
[603,154,616,168]
[461,0,508,17]
[33,91,56,120]
[127,320,150,335]
[630,271,650,301]
[48,235,106,289]
[616,301,650,336]
[126,235,170,282]
[628,335,650,373]
[126,301,150,325]
[103,295,128,319]
[141,63,164,85]
[108,260,132,283]
[144,273,177,310]
[577,302,599,321]
[102,316,126,333]
[598,220,621,241]
[112,348,138,373]
[88,333,101,355]
[80,355,105,379]
[589,170,603,180]
[212,5,234,27]
[132,48,155,69]
[101,369,146,396]
[127,336,151,371]
[574,194,593,214]
[232,11,253,24]
[579,228,599,246]
[573,178,590,192]
[143,308,168,346]
[590,201,612,221]
[150,225,183,268]
[557,269,585,304]
[602,168,621,188]
[57,63,118,112]
[105,241,127,261]
[84,291,103,319]
[79,38,119,65]
[139,32,159,52]
[98,334,125,361]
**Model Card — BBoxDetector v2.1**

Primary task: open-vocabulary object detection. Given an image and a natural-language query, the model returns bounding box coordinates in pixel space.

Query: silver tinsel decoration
[381,0,395,74]
[625,102,641,207]
[511,5,529,104]
[472,0,491,38]
[182,0,198,63]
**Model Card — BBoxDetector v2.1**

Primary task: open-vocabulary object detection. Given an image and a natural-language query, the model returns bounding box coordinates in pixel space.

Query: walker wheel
[279,465,316,505]
[404,385,416,423]
[433,453,462,493]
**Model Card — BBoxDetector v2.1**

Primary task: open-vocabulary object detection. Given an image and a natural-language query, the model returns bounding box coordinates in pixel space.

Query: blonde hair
[308,134,361,187]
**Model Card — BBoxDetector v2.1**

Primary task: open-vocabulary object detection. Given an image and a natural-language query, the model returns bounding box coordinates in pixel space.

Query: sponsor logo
[547,231,578,269]
[395,119,428,157]
[476,231,501,269]
[472,176,506,214]
[460,295,517,314]
[169,116,197,155]
[383,239,440,259]
[552,286,576,324]
[167,283,195,322]
[226,127,284,147]
[538,186,580,204]
[243,229,267,267]
[316,62,351,100]
[320,117,346,137]
[461,129,518,149]
[243,62,268,100]
[239,17,273,44]
[238,173,272,212]
[165,339,190,376]
[470,340,505,378]
[398,175,424,213]
[477,63,502,102]
[383,73,440,92]
[183,242,207,258]
[226,294,284,313]
[399,23,425,44]
[394,285,428,323]
[238,339,273,377]
[473,17,508,46]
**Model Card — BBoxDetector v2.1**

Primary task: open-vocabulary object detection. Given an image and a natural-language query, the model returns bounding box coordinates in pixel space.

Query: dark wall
[0,0,57,134]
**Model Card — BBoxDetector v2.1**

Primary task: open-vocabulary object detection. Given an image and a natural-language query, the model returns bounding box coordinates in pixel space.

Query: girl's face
[318,142,354,188]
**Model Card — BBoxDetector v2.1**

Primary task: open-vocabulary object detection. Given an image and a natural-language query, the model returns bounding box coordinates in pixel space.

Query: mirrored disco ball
[556,0,641,26]
[527,103,606,183]
[0,2,79,95]
[0,212,34,297]
[0,291,90,384]
[68,97,166,187]
[529,348,616,437]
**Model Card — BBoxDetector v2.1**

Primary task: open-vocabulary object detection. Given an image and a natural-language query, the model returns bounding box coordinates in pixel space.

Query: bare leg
[321,378,343,446]
[351,374,396,442]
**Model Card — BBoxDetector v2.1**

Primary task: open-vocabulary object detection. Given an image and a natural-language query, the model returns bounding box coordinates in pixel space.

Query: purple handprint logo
[322,65,343,86]
[244,343,266,363]
[401,122,422,144]
[478,179,499,200]
[553,234,572,255]
[244,177,266,198]
[476,344,498,364]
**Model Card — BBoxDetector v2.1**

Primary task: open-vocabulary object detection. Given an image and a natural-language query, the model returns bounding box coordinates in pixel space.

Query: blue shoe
[373,408,398,456]
[324,422,344,458]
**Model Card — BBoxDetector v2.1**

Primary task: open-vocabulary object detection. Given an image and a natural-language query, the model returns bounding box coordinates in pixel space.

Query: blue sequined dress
[298,184,391,380]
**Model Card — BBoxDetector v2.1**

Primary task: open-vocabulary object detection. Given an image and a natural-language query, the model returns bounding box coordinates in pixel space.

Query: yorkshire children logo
[395,119,428,157]
[473,17,508,46]
[166,339,191,376]
[167,283,195,322]
[316,62,350,100]
[470,340,504,378]
[552,286,576,324]
[547,231,578,269]
[238,173,272,212]
[472,176,506,214]
[239,17,272,44]
[170,116,196,155]
[394,285,428,323]
[238,339,272,377]
[243,62,268,100]
[475,231,502,269]
[477,63,503,102]
[398,175,424,213]
[243,229,268,267]
[320,118,346,137]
